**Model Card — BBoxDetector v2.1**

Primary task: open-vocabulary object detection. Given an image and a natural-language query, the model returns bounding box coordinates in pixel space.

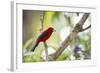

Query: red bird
[31,27,55,52]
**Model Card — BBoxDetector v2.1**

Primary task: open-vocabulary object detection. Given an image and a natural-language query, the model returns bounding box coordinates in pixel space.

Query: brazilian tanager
[31,27,55,52]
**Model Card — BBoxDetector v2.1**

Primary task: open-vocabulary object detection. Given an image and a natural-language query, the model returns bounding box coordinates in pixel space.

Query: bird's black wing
[37,31,48,40]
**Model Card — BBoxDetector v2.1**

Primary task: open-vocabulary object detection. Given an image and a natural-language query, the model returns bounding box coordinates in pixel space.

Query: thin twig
[80,25,91,32]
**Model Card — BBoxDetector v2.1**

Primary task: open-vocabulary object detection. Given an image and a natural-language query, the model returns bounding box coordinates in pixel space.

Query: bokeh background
[23,10,91,62]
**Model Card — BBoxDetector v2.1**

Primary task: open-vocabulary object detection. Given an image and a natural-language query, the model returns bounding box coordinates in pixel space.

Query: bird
[31,27,55,52]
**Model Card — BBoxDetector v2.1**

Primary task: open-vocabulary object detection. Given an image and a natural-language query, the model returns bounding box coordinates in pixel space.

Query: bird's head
[47,27,55,33]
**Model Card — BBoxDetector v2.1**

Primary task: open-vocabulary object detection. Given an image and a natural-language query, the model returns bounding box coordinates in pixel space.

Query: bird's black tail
[31,42,39,52]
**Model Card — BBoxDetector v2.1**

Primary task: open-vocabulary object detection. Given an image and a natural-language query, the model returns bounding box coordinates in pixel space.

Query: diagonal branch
[48,13,90,61]
[78,13,90,26]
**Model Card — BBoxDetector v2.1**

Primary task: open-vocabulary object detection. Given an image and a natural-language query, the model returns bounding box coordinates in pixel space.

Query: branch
[40,12,44,32]
[40,12,49,61]
[48,13,90,61]
[43,42,49,61]
[78,13,90,26]
[80,25,91,32]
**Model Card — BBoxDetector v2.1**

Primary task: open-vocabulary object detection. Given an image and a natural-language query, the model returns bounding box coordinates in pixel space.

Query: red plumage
[31,27,54,52]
